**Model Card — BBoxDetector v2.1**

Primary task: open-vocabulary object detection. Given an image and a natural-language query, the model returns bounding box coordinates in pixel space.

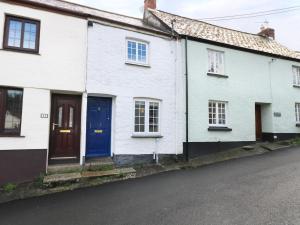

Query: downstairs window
[0,87,23,136]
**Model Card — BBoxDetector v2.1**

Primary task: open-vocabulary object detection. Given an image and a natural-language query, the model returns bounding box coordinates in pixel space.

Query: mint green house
[144,6,300,157]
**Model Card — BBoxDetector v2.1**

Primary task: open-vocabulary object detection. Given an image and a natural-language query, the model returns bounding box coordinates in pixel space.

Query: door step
[43,168,136,185]
[47,157,115,174]
[84,157,114,171]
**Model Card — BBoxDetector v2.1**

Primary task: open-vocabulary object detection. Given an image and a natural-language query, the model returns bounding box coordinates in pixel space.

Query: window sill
[293,85,300,88]
[0,135,25,138]
[207,72,229,78]
[125,61,150,68]
[131,134,163,138]
[296,123,300,127]
[0,48,40,55]
[208,126,232,131]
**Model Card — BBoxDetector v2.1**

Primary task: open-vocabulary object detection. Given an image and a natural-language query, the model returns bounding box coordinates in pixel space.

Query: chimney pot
[144,0,156,10]
[258,27,275,40]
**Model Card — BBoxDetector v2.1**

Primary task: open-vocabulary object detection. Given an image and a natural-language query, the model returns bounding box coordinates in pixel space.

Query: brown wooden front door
[49,94,81,161]
[255,105,262,140]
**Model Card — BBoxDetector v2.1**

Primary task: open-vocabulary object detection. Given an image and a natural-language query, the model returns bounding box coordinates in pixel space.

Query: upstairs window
[126,39,149,65]
[0,87,23,136]
[293,66,300,86]
[3,15,40,53]
[295,103,300,123]
[208,49,225,75]
[134,99,160,135]
[208,101,227,127]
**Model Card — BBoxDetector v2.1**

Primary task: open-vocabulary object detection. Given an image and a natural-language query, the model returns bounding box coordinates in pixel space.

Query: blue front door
[86,97,112,158]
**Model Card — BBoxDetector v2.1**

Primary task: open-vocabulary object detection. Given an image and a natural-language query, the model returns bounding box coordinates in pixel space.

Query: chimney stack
[258,22,275,40]
[144,0,156,10]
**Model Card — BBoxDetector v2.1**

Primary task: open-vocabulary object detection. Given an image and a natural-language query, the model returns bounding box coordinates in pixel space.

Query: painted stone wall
[86,22,184,156]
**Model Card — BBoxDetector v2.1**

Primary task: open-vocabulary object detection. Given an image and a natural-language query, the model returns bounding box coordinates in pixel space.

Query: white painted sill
[125,61,151,68]
[131,133,163,138]
[207,72,229,78]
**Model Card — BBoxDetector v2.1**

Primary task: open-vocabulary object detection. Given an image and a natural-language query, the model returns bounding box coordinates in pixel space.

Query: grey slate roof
[150,9,299,61]
[9,0,166,34]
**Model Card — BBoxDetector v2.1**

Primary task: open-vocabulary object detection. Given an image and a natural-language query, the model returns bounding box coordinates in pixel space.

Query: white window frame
[208,100,227,127]
[126,39,149,66]
[133,98,161,136]
[293,66,300,86]
[207,49,225,75]
[295,103,300,123]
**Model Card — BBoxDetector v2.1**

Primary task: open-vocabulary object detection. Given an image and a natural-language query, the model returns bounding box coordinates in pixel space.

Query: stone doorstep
[43,168,136,184]
[47,164,82,174]
[47,158,115,174]
[43,172,81,184]
[260,143,291,151]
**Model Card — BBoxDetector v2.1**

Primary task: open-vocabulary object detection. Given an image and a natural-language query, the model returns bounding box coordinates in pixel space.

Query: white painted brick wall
[87,22,184,155]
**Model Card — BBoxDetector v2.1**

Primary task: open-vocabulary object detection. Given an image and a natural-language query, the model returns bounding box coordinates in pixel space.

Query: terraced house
[144,1,300,157]
[0,0,184,185]
[1,0,300,185]
[0,0,88,185]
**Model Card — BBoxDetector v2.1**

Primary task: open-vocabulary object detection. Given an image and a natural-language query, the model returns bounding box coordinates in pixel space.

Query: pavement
[1,146,300,225]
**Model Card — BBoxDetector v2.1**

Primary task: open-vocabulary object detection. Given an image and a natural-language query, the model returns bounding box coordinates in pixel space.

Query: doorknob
[52,123,59,131]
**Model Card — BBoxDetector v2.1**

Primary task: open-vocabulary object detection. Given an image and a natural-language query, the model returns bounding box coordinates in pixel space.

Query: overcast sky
[67,0,300,51]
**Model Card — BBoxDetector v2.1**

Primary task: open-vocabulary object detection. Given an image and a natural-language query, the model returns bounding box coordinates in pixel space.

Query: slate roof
[8,0,167,34]
[150,9,300,61]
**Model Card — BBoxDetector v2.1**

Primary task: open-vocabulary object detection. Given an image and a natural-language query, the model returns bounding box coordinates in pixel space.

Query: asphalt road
[1,147,300,225]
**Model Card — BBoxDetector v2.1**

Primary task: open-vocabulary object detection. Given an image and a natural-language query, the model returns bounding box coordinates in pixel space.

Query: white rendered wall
[0,88,50,150]
[0,2,87,153]
[0,2,87,92]
[86,22,184,155]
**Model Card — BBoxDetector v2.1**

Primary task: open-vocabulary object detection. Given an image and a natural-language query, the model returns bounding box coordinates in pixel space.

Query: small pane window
[126,39,148,65]
[208,101,227,126]
[134,101,145,132]
[149,102,159,132]
[4,16,40,53]
[134,99,160,134]
[8,20,22,47]
[0,87,23,135]
[208,49,225,75]
[293,66,300,86]
[295,103,300,123]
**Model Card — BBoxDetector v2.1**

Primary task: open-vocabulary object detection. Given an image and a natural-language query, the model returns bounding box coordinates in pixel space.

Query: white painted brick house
[84,10,184,165]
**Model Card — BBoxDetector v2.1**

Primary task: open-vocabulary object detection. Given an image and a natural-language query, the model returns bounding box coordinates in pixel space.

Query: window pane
[208,50,224,74]
[4,89,23,133]
[134,101,145,132]
[58,106,63,127]
[8,20,22,47]
[149,102,159,132]
[69,107,74,128]
[127,41,136,61]
[23,23,37,49]
[296,103,300,122]
[209,101,226,126]
[293,67,300,86]
[138,43,147,63]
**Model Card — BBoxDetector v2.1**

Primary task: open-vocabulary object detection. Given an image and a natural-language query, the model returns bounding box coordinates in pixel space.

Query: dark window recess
[208,126,232,131]
[3,15,40,53]
[207,72,229,78]
[0,87,23,136]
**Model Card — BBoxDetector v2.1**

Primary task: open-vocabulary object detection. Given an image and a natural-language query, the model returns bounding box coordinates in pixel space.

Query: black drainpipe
[185,36,189,161]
